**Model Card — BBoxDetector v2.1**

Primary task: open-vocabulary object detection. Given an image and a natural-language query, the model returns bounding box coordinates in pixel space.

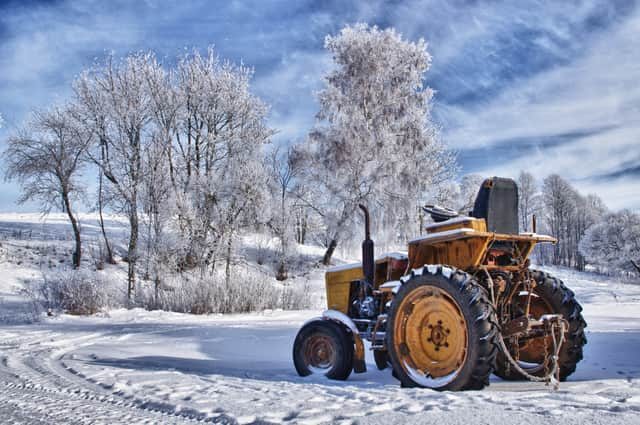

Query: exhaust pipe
[359,204,374,285]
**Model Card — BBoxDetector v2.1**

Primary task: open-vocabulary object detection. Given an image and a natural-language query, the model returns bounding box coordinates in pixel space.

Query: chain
[496,318,566,388]
[543,327,550,383]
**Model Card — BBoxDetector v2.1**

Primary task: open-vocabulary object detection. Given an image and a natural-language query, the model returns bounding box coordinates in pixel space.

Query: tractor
[292,177,587,391]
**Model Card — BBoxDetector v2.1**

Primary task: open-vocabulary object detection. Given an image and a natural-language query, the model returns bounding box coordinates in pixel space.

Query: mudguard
[316,310,367,373]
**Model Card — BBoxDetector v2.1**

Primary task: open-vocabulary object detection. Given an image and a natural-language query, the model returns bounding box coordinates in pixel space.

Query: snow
[1,216,640,423]
[424,216,478,230]
[376,251,408,260]
[408,228,476,243]
[326,262,361,273]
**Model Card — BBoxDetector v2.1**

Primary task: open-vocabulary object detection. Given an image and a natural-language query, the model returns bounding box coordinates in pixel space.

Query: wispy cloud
[430,2,640,209]
[0,0,638,211]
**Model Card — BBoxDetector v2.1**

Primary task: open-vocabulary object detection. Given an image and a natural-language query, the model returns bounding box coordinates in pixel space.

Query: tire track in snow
[0,329,238,424]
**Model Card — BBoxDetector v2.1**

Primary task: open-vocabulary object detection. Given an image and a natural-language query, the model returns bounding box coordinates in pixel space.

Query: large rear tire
[493,270,587,381]
[293,319,354,380]
[387,265,499,391]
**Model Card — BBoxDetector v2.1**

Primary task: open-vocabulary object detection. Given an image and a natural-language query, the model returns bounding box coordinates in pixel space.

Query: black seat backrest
[471,177,519,234]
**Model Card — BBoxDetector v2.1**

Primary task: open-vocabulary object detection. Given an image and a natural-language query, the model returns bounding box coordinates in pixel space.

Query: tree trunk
[322,239,338,265]
[225,232,233,287]
[98,171,115,264]
[631,259,640,275]
[277,188,288,280]
[62,191,81,269]
[127,210,139,301]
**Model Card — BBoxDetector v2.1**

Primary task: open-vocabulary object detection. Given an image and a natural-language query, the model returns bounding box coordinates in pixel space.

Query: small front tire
[293,319,354,380]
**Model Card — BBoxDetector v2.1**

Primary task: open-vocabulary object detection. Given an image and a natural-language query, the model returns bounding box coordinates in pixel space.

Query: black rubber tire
[374,350,390,370]
[293,319,354,380]
[494,270,587,381]
[386,265,499,391]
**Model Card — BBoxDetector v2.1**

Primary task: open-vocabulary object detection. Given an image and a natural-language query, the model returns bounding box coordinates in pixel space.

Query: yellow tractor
[293,177,586,390]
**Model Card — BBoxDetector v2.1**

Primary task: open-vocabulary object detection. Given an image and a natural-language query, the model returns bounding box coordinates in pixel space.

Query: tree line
[516,171,637,277]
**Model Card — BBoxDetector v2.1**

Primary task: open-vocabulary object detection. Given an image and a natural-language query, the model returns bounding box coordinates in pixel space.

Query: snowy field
[1,214,640,424]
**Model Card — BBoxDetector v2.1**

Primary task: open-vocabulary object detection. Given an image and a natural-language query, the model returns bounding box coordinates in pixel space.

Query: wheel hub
[304,335,336,370]
[428,321,450,350]
[393,286,468,378]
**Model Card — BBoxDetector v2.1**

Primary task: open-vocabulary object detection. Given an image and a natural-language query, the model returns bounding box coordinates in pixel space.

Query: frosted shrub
[35,269,119,315]
[139,267,309,314]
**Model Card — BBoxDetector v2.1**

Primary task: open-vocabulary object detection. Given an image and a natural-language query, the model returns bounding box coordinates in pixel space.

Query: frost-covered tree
[571,193,608,270]
[74,53,158,298]
[3,106,91,268]
[539,174,607,269]
[266,146,301,280]
[541,174,577,265]
[140,135,174,290]
[165,49,273,283]
[580,209,640,277]
[138,53,179,296]
[304,24,456,264]
[518,170,540,232]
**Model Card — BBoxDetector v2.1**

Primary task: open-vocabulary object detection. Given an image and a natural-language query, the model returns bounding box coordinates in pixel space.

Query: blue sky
[0,0,638,211]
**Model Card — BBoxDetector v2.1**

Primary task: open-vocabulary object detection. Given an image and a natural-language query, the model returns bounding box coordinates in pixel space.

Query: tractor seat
[471,177,519,234]
[423,204,459,223]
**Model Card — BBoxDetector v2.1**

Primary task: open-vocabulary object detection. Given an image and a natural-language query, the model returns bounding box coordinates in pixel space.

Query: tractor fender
[318,310,367,373]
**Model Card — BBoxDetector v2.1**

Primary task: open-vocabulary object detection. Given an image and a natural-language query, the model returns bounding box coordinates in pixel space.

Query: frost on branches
[302,24,456,264]
[580,210,640,277]
[71,48,273,297]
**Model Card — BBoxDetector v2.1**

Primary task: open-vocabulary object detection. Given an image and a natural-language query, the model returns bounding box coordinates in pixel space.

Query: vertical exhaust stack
[359,204,374,285]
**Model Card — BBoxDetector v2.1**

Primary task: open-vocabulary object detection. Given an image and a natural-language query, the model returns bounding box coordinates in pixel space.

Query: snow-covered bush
[138,267,309,314]
[33,269,123,315]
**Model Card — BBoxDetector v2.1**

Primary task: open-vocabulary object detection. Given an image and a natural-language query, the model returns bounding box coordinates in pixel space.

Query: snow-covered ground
[1,214,640,424]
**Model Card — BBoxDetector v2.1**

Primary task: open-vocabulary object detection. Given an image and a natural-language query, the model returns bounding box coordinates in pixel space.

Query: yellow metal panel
[409,234,492,270]
[325,264,362,313]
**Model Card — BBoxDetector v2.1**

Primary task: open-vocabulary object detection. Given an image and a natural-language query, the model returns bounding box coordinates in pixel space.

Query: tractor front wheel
[387,266,499,391]
[293,319,354,380]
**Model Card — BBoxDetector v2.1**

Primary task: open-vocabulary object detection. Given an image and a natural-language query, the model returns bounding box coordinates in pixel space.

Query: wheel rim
[393,286,468,387]
[303,333,337,373]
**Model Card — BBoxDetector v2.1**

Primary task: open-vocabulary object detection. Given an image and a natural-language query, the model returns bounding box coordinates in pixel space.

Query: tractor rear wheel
[386,265,499,391]
[293,319,354,380]
[494,270,587,381]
